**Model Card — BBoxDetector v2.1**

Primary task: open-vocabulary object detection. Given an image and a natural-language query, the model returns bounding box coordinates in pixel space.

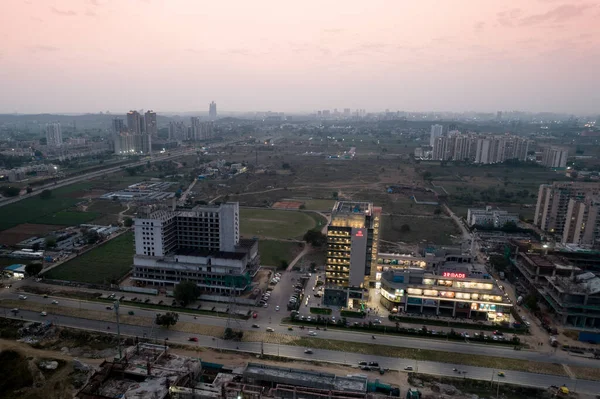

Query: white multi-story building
[541,146,568,168]
[429,124,443,147]
[562,197,600,247]
[144,110,157,138]
[467,206,519,228]
[45,123,63,147]
[132,202,259,295]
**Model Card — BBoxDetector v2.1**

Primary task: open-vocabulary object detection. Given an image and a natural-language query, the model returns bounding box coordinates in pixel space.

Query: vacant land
[0,224,60,246]
[32,210,99,226]
[0,183,95,231]
[44,232,134,284]
[240,208,325,239]
[381,215,459,245]
[258,240,303,267]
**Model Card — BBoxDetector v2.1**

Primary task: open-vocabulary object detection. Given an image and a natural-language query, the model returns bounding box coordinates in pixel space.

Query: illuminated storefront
[379,269,511,321]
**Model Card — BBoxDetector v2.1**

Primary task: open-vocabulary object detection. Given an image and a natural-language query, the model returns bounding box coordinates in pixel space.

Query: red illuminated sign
[443,272,466,279]
[355,230,364,237]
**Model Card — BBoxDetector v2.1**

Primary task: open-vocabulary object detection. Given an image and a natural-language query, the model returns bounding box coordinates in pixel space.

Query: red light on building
[443,272,466,279]
[355,230,364,237]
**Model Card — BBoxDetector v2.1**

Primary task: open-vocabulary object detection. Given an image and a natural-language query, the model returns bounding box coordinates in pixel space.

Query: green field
[381,215,459,245]
[258,239,302,267]
[240,208,326,239]
[301,199,336,211]
[0,183,94,230]
[32,210,99,226]
[44,232,134,284]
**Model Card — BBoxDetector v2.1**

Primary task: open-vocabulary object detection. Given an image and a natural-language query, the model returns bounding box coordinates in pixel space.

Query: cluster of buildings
[0,163,59,182]
[534,182,600,247]
[169,118,214,142]
[99,181,176,202]
[425,125,530,164]
[132,202,259,298]
[111,110,156,155]
[321,201,511,322]
[540,146,569,169]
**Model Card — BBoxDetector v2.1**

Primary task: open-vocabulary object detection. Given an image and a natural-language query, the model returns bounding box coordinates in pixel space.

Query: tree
[524,294,539,312]
[299,204,306,210]
[174,281,200,307]
[85,230,100,245]
[303,230,326,247]
[282,163,290,169]
[155,312,179,328]
[433,208,442,215]
[26,187,33,194]
[0,186,20,197]
[25,262,43,276]
[40,189,52,200]
[45,237,57,249]
[310,262,317,272]
[332,192,338,199]
[278,260,289,270]
[400,224,411,233]
[422,171,432,181]
[123,217,133,227]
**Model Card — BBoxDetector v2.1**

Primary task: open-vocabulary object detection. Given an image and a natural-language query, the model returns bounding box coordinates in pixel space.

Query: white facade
[542,147,568,168]
[45,123,63,147]
[467,207,519,228]
[429,124,443,147]
[474,138,491,164]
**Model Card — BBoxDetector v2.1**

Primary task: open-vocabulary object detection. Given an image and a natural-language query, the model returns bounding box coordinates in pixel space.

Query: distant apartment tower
[127,110,143,134]
[209,101,217,120]
[132,202,259,294]
[467,206,519,228]
[432,136,452,161]
[429,124,443,147]
[144,110,157,138]
[169,121,187,141]
[534,182,600,237]
[541,147,568,168]
[45,123,63,147]
[562,197,600,247]
[112,118,125,133]
[474,135,529,164]
[474,138,491,164]
[453,134,472,161]
[324,201,381,308]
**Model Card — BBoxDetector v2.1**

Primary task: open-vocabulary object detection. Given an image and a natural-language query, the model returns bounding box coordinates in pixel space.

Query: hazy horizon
[2,0,599,114]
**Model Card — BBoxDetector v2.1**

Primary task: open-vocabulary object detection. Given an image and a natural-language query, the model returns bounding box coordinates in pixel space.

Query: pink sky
[1,0,599,114]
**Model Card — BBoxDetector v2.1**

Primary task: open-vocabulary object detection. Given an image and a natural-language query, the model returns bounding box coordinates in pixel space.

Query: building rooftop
[332,201,372,216]
[4,264,26,271]
[243,363,368,392]
[549,272,600,296]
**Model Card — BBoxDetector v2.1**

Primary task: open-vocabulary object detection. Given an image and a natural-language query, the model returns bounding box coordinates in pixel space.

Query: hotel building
[324,201,381,308]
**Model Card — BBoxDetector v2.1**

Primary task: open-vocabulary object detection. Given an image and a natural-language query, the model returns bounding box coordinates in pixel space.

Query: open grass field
[301,199,336,211]
[240,208,326,239]
[381,215,459,245]
[32,210,99,226]
[258,239,303,267]
[44,232,134,284]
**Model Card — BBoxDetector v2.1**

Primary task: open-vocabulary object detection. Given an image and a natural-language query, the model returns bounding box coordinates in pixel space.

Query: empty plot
[240,208,324,239]
[44,232,134,285]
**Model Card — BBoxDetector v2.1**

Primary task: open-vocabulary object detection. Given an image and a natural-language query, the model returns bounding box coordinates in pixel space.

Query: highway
[2,292,600,370]
[3,307,598,395]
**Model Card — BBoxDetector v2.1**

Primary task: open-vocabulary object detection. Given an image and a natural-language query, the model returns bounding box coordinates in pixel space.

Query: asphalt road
[2,292,599,370]
[3,308,599,395]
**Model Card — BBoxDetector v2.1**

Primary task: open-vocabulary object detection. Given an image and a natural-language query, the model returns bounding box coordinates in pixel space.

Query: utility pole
[114,300,122,360]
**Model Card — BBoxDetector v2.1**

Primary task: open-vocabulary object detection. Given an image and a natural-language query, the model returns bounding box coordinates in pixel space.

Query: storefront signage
[443,272,466,279]
[355,230,364,237]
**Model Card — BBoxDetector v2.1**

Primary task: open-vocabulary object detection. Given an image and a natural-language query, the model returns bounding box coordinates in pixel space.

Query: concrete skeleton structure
[132,202,259,295]
[324,201,381,308]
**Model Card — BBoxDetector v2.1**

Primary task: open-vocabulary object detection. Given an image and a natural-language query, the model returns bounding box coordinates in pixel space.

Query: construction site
[75,343,403,399]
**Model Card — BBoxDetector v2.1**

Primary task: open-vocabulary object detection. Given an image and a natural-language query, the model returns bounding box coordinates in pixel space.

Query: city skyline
[1,0,600,114]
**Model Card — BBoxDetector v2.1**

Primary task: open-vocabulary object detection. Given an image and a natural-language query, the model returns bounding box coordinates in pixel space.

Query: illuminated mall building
[379,262,512,321]
[324,201,381,307]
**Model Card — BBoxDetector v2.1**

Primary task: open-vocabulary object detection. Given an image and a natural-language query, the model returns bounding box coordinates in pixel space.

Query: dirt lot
[0,223,61,246]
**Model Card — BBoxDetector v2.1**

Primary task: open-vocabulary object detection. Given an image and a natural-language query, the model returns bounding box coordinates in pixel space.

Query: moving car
[18,295,27,300]
[308,331,317,336]
[252,324,260,328]
[358,361,368,366]
[106,306,113,310]
[304,349,313,354]
[40,311,47,316]
[51,300,59,304]
[188,337,198,342]
[368,362,379,367]
[252,312,258,318]
[404,366,414,371]
[497,371,505,377]
[266,327,274,332]
[275,306,280,311]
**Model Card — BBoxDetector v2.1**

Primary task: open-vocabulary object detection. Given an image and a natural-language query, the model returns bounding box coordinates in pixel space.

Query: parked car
[358,361,368,366]
[252,312,258,318]
[188,337,198,342]
[275,306,280,311]
[404,366,414,371]
[266,327,274,332]
[106,306,113,310]
[368,362,379,367]
[18,295,27,300]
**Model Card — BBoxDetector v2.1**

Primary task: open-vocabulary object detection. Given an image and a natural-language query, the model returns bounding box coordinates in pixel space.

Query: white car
[51,300,59,304]
[266,327,274,332]
[40,311,47,316]
[307,316,312,321]
[275,306,280,311]
[18,295,27,300]
[308,331,317,336]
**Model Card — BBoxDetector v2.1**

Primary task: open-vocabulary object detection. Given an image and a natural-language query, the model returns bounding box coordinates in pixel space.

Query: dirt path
[0,338,105,366]
[286,244,310,272]
[117,203,131,223]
